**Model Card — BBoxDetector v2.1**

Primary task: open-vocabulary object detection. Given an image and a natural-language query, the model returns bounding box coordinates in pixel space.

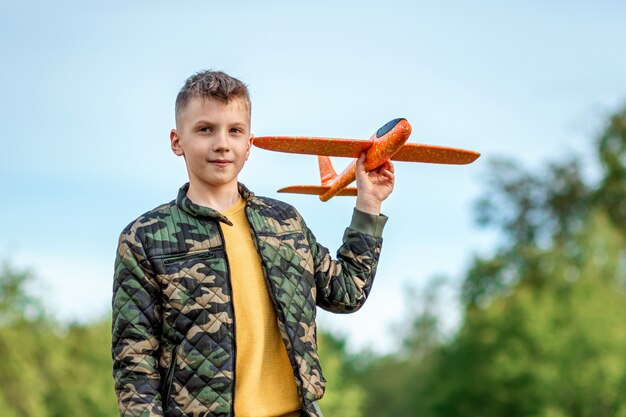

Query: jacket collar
[176,182,256,225]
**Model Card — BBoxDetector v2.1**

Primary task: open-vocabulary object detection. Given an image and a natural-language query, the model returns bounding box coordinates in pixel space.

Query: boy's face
[170,97,253,195]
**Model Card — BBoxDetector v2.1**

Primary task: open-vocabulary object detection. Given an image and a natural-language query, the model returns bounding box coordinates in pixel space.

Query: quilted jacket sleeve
[306,208,388,313]
[112,226,164,417]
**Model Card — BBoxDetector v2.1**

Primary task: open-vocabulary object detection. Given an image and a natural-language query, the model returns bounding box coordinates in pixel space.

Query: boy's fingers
[378,161,394,176]
[356,153,367,175]
[379,160,394,173]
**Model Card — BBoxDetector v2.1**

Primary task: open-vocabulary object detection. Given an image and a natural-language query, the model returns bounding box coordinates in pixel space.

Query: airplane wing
[253,136,480,165]
[253,136,372,157]
[391,143,480,165]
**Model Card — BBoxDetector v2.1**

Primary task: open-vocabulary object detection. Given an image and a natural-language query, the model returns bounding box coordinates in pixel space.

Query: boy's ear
[170,129,184,156]
[246,134,254,161]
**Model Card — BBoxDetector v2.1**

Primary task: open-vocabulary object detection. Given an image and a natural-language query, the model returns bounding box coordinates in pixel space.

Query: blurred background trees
[1,106,625,416]
[355,106,626,417]
[0,262,117,417]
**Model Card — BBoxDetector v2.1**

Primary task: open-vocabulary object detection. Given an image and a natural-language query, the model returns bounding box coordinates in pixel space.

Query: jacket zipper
[216,223,237,417]
[247,219,307,412]
[163,344,179,409]
[159,250,216,265]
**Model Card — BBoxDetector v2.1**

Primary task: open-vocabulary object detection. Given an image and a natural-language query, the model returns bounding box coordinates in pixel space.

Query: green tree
[595,107,626,231]
[358,280,447,417]
[318,330,365,417]
[44,318,117,417]
[0,262,55,417]
[0,262,117,417]
[427,211,626,417]
[423,104,626,417]
[357,104,626,417]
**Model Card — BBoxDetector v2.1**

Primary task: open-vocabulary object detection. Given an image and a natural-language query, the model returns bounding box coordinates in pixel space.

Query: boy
[112,70,394,417]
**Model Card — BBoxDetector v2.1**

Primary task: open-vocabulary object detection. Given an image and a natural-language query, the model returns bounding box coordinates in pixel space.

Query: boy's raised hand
[355,153,395,215]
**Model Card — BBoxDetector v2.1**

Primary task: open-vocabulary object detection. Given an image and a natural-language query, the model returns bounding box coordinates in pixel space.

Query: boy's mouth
[209,159,232,168]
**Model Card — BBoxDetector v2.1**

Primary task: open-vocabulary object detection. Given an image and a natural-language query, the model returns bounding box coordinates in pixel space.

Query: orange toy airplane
[253,118,480,201]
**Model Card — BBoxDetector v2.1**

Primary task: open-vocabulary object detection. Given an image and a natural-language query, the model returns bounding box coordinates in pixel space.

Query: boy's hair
[175,70,251,126]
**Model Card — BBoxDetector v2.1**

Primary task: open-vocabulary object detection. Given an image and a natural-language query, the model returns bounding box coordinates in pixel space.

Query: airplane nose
[376,118,407,138]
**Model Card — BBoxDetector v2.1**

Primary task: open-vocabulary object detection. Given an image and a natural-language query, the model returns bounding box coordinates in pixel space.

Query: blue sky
[2,1,625,352]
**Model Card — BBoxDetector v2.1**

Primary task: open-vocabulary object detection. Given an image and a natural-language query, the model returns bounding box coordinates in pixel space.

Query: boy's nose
[212,131,230,151]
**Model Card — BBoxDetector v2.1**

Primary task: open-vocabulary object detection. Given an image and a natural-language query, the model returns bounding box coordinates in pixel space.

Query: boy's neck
[186,182,241,212]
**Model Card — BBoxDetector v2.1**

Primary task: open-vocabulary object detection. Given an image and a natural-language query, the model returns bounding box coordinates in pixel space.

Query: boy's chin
[191,177,240,189]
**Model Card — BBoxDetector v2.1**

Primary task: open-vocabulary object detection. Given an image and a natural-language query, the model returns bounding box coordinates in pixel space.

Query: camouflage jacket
[112,183,387,417]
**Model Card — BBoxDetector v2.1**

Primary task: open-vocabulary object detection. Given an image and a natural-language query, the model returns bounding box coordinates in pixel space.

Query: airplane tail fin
[278,185,357,196]
[277,156,357,199]
[318,156,337,185]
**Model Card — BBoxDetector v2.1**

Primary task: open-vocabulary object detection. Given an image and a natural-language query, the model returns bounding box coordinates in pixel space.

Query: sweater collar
[176,182,255,225]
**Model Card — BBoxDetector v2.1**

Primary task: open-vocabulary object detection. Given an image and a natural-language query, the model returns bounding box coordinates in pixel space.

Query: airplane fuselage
[319,118,412,201]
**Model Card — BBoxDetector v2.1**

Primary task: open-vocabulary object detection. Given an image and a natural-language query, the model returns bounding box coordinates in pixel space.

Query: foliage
[595,108,626,231]
[358,103,626,417]
[474,157,590,249]
[427,211,626,417]
[358,279,447,417]
[317,331,365,417]
[0,262,117,417]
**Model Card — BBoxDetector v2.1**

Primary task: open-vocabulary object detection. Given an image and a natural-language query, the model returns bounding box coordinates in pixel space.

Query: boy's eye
[199,127,213,133]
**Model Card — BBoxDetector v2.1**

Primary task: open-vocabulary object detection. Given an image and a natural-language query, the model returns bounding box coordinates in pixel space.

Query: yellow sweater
[220,197,301,417]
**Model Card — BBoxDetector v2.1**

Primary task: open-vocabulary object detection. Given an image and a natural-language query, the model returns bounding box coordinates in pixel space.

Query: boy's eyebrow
[191,117,215,125]
[230,121,248,128]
